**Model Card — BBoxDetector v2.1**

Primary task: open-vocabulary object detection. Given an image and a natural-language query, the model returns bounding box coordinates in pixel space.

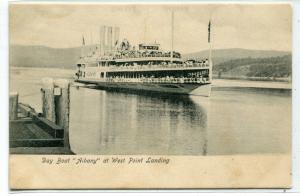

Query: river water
[10,67,292,155]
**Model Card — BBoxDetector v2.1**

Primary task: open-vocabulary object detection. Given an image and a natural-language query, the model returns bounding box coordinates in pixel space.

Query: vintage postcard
[9,2,292,189]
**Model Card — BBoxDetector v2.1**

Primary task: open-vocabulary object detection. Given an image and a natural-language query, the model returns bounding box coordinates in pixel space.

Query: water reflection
[69,86,291,155]
[70,87,208,155]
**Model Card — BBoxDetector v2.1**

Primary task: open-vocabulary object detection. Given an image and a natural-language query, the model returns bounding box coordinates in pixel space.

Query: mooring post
[54,79,70,148]
[41,78,55,122]
[9,92,19,120]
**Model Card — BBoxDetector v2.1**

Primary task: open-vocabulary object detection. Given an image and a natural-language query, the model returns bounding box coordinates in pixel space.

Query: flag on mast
[208,20,211,43]
[82,36,85,46]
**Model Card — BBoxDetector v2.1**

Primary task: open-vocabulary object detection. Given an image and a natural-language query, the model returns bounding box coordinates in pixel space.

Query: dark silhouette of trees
[214,55,292,78]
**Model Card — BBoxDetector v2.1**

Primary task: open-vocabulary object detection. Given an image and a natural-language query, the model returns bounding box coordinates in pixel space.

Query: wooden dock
[9,78,73,154]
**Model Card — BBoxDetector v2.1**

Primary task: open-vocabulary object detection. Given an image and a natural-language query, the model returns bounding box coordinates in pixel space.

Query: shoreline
[212,79,292,90]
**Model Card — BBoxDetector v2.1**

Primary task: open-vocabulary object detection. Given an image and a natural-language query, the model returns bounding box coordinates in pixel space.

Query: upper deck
[81,59,210,74]
[78,41,183,65]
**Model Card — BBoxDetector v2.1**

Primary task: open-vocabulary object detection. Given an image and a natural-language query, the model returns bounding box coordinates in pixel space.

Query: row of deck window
[105,70,208,78]
[77,69,210,83]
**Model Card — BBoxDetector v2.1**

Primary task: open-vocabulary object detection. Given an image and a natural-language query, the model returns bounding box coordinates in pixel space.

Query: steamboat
[75,19,213,96]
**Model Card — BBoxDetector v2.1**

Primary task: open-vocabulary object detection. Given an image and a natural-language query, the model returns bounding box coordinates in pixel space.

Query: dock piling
[9,92,18,120]
[41,78,56,122]
[54,79,70,148]
[9,78,72,154]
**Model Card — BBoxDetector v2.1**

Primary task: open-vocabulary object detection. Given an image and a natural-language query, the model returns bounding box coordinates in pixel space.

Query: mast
[208,20,213,82]
[81,35,85,58]
[171,10,174,64]
[99,27,101,56]
[90,31,93,55]
[144,17,147,43]
[144,9,149,44]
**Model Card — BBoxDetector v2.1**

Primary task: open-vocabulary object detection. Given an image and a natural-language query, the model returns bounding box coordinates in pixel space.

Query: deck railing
[106,63,209,72]
[113,51,181,59]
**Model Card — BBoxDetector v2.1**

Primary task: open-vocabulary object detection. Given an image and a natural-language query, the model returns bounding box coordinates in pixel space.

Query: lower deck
[77,67,211,84]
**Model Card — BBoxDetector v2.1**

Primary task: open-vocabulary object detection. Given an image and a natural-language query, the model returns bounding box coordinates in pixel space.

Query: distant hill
[214,55,292,79]
[183,48,291,65]
[10,45,81,69]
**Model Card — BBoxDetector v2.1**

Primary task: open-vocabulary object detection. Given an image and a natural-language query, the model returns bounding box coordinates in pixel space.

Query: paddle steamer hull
[76,79,211,97]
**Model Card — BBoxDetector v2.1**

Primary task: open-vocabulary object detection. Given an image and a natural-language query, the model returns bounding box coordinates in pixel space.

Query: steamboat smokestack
[100,26,106,56]
[113,26,120,50]
[107,26,113,53]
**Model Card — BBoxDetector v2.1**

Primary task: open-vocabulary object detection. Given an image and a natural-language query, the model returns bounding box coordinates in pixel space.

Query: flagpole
[99,27,103,57]
[171,10,174,65]
[144,17,147,43]
[208,20,213,82]
[81,35,85,58]
[90,31,93,55]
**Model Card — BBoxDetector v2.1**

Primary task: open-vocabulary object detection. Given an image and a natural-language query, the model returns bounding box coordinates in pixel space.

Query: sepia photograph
[8,2,292,189]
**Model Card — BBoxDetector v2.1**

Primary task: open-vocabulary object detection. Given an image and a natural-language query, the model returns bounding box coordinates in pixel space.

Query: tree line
[214,55,292,78]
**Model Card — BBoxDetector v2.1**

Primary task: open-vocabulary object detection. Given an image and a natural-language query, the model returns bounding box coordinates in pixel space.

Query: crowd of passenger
[106,76,209,84]
[112,39,182,59]
[106,59,209,71]
[113,50,181,59]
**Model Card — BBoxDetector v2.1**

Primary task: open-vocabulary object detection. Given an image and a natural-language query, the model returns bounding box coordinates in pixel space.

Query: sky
[9,3,292,54]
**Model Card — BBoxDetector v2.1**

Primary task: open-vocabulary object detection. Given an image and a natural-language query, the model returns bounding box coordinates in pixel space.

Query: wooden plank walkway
[9,79,73,154]
[9,103,73,154]
[9,78,74,154]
